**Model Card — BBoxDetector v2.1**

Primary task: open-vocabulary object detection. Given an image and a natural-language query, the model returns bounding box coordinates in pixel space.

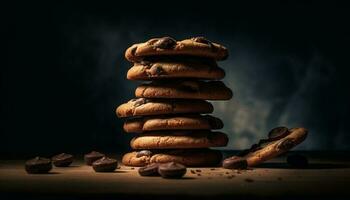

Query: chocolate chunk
[25,156,52,174]
[153,37,177,49]
[158,162,187,179]
[191,37,217,52]
[92,156,118,172]
[268,127,290,141]
[140,60,153,67]
[149,65,164,76]
[136,150,152,158]
[52,153,73,167]
[222,156,248,169]
[84,151,105,165]
[138,163,160,176]
[287,154,308,168]
[277,138,294,151]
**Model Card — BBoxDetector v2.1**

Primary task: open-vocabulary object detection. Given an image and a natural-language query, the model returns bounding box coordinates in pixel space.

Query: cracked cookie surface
[123,114,223,133]
[125,37,228,62]
[116,98,213,118]
[130,131,228,149]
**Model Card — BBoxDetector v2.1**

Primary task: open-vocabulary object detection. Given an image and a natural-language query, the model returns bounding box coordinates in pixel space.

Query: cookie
[135,80,233,100]
[116,98,213,118]
[127,59,225,80]
[123,114,223,133]
[125,37,228,62]
[242,127,308,167]
[130,131,228,149]
[122,149,223,167]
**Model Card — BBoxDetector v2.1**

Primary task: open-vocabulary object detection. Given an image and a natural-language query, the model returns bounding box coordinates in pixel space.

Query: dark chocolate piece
[92,156,118,172]
[84,151,105,165]
[268,127,290,141]
[138,163,160,176]
[153,37,177,49]
[287,154,308,168]
[277,138,294,150]
[25,156,52,174]
[136,150,152,158]
[52,153,73,167]
[158,162,187,179]
[191,37,217,52]
[222,156,248,169]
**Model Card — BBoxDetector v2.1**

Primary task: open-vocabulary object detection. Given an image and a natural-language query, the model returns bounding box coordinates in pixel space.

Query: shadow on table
[255,162,350,169]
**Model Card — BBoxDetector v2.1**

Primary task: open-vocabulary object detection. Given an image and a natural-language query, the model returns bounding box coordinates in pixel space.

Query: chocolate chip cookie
[122,149,223,167]
[116,98,213,118]
[135,80,233,100]
[240,127,308,167]
[130,131,228,149]
[123,114,223,133]
[125,37,228,62]
[127,59,225,80]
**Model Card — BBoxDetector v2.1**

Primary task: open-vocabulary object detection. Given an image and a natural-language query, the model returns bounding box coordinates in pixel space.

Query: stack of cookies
[117,36,233,167]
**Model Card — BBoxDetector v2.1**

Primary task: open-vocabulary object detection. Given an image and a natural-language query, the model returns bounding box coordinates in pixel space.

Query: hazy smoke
[70,19,348,151]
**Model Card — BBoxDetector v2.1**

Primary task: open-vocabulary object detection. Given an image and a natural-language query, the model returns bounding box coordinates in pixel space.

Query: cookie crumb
[245,178,254,182]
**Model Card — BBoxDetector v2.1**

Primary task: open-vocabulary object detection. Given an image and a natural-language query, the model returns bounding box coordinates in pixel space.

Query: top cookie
[125,37,228,62]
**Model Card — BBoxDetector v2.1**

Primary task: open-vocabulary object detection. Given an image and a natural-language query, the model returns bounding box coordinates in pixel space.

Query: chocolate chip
[268,127,290,141]
[153,37,177,49]
[51,153,73,167]
[136,150,152,158]
[287,154,308,168]
[190,170,196,174]
[25,156,52,174]
[222,156,248,169]
[277,138,294,151]
[149,65,164,76]
[138,163,160,176]
[195,169,202,172]
[140,60,153,67]
[84,151,105,166]
[191,37,217,52]
[92,156,118,172]
[158,162,187,179]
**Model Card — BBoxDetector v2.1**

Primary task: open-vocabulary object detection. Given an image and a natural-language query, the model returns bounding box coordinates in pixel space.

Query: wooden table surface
[1,151,350,199]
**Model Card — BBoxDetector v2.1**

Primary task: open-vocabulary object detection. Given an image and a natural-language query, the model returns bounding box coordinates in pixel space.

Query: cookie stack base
[122,149,223,167]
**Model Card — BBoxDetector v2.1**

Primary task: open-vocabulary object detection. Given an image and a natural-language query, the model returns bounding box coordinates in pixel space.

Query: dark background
[2,1,350,157]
